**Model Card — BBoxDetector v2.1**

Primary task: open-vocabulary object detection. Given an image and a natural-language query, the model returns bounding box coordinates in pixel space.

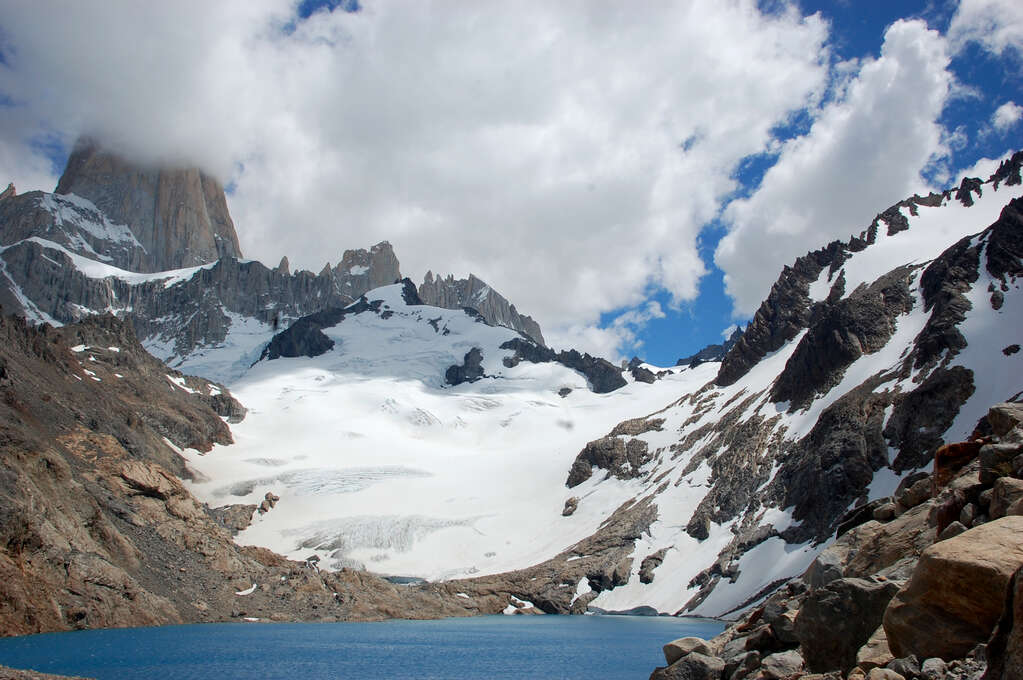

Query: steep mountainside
[0,313,474,636]
[580,152,1023,617]
[54,138,242,272]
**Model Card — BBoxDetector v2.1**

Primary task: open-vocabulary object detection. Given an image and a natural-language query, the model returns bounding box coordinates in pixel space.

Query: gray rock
[649,652,725,680]
[936,520,968,542]
[562,497,578,517]
[980,443,1021,485]
[919,658,946,680]
[723,651,760,678]
[806,549,845,589]
[897,478,932,510]
[988,402,1023,438]
[885,655,919,678]
[760,650,804,679]
[663,637,711,665]
[990,477,1023,519]
[795,577,901,674]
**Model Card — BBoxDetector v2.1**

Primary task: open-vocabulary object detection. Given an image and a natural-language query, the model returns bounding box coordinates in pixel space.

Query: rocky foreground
[0,312,480,636]
[650,402,1023,680]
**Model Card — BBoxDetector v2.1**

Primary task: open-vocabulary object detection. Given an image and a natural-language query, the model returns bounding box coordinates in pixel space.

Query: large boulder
[795,577,901,673]
[984,565,1023,680]
[649,652,725,680]
[663,637,711,665]
[884,516,1023,660]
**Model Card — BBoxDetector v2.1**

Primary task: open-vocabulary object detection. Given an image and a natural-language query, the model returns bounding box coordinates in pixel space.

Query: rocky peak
[0,183,14,201]
[419,270,545,345]
[334,241,401,295]
[276,256,290,275]
[54,137,242,272]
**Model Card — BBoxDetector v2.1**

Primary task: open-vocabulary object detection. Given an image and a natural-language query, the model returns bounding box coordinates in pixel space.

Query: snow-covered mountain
[1,139,1021,621]
[178,153,1022,619]
[181,281,699,584]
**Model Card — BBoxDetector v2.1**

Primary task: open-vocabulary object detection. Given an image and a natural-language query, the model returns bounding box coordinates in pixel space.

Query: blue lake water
[0,615,724,679]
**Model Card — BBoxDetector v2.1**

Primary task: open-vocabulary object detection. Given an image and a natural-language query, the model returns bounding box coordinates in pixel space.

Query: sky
[0,0,1021,364]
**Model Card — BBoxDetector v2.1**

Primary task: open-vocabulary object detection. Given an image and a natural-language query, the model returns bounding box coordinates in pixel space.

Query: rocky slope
[649,401,1023,680]
[565,152,1023,618]
[0,312,475,637]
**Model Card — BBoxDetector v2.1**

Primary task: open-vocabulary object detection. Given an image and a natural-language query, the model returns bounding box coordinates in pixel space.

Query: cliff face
[54,138,242,272]
[420,271,545,346]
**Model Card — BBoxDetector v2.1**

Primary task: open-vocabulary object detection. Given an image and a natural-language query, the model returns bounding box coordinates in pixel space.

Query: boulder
[884,516,1023,660]
[760,649,804,679]
[988,402,1023,438]
[562,497,579,517]
[984,565,1023,680]
[723,651,759,679]
[896,478,932,510]
[867,670,904,680]
[795,577,901,673]
[663,637,711,665]
[990,477,1023,519]
[855,626,894,672]
[885,656,919,678]
[649,652,725,680]
[980,443,1021,485]
[920,658,946,680]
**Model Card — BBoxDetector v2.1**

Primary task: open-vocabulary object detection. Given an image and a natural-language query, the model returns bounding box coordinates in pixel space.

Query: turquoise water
[0,615,724,679]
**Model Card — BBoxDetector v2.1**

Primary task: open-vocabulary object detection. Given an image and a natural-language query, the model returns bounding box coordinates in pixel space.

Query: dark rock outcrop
[501,338,626,393]
[445,347,485,386]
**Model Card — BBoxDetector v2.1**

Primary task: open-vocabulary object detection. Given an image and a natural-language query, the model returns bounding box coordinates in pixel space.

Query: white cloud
[0,0,830,354]
[992,101,1023,132]
[947,0,1023,56]
[716,20,953,317]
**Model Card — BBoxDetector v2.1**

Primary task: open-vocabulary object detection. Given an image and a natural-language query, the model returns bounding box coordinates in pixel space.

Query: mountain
[53,138,242,272]
[1,138,1021,642]
[0,139,546,383]
[0,312,479,636]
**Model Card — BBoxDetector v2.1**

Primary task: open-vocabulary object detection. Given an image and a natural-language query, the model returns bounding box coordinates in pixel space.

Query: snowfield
[183,283,715,583]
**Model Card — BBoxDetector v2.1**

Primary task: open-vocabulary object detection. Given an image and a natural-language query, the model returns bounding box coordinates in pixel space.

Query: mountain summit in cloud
[55,137,243,272]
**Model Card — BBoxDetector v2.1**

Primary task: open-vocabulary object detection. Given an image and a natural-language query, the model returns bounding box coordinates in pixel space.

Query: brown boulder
[884,516,1023,660]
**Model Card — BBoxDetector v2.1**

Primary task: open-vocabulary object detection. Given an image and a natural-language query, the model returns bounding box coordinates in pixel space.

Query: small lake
[0,615,724,679]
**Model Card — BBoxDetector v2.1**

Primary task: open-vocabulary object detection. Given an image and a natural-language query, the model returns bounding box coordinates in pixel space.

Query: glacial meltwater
[0,615,725,679]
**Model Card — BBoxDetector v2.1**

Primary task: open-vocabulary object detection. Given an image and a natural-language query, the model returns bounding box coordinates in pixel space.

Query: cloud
[716,20,953,317]
[992,101,1023,132]
[947,0,1023,56]
[0,0,831,354]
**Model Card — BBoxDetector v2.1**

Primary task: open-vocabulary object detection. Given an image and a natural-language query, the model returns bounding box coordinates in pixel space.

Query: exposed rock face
[501,337,626,393]
[883,516,1023,660]
[335,241,401,296]
[54,137,242,272]
[420,271,545,345]
[445,347,485,386]
[0,183,15,200]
